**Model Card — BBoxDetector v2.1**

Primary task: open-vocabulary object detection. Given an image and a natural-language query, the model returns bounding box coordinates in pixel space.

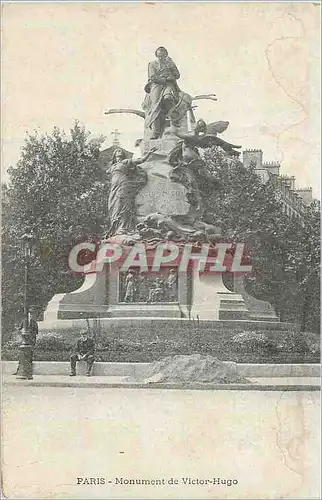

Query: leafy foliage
[202,147,320,332]
[2,325,320,363]
[2,122,107,338]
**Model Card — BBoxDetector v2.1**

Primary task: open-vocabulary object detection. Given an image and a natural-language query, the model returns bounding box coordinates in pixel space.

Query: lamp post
[16,231,35,380]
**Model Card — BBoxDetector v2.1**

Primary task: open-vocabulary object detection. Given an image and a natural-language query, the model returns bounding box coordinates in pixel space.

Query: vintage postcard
[1,2,321,499]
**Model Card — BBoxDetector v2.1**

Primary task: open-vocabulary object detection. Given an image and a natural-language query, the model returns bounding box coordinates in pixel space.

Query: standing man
[13,306,38,376]
[70,330,95,377]
[143,46,181,139]
[28,306,39,349]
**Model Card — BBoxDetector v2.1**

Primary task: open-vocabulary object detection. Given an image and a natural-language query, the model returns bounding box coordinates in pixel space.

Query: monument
[41,46,278,327]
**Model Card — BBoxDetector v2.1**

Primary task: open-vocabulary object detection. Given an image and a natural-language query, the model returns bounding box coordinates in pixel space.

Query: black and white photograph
[1,2,321,499]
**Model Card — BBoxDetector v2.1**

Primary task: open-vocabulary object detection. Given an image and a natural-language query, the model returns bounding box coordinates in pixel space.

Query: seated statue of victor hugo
[70,329,95,377]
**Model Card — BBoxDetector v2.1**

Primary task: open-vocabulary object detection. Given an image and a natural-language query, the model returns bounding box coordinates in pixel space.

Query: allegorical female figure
[143,46,181,139]
[107,147,155,236]
[124,270,136,302]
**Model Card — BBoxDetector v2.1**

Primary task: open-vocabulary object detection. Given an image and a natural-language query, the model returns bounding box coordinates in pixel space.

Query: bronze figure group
[105,47,240,241]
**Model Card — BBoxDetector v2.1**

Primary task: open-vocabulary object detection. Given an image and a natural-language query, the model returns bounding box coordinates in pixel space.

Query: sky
[1,2,321,197]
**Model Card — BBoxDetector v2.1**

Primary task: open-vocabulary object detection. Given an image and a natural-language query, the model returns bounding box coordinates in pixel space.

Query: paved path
[3,374,321,390]
[2,385,320,499]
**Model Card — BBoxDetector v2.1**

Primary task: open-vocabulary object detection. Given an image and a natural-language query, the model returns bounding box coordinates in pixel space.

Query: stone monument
[41,46,278,327]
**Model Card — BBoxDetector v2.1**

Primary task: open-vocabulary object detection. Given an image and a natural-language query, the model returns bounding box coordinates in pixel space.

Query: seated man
[147,278,164,303]
[70,330,95,377]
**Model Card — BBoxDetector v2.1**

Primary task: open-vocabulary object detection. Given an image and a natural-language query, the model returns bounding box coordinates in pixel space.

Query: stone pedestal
[233,275,279,321]
[43,263,190,321]
[43,266,250,323]
[190,272,250,321]
[136,153,190,217]
[43,269,110,321]
[142,136,180,156]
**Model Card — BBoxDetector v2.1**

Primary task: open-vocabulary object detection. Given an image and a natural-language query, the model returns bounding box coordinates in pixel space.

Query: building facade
[243,149,314,219]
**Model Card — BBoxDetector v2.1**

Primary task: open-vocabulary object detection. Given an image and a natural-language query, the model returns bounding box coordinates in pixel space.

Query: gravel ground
[2,385,320,499]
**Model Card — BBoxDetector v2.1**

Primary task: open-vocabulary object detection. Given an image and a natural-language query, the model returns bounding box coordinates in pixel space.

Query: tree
[292,201,320,332]
[202,147,320,332]
[2,122,107,338]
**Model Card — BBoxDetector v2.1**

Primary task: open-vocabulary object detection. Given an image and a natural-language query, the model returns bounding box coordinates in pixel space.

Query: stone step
[107,304,183,318]
[249,314,279,322]
[219,303,249,310]
[219,310,250,320]
[37,317,298,333]
[220,299,246,304]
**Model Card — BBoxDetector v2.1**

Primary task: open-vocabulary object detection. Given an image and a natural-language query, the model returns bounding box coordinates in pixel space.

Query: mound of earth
[139,354,249,384]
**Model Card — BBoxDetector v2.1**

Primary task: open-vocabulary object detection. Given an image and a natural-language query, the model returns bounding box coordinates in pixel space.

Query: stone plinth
[43,262,190,321]
[190,271,250,321]
[43,262,279,324]
[43,270,110,321]
[136,152,190,217]
[142,136,180,156]
[42,258,284,327]
[233,275,279,321]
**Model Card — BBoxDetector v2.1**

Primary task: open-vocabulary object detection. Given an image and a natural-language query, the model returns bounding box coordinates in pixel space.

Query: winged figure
[172,119,241,157]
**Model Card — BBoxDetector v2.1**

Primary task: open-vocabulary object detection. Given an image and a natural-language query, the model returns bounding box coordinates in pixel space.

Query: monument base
[190,271,250,321]
[233,275,279,321]
[43,262,191,321]
[43,263,255,323]
[43,271,111,321]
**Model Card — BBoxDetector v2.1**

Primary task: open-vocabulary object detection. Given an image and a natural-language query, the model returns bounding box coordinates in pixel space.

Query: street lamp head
[20,231,35,258]
[29,305,37,318]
